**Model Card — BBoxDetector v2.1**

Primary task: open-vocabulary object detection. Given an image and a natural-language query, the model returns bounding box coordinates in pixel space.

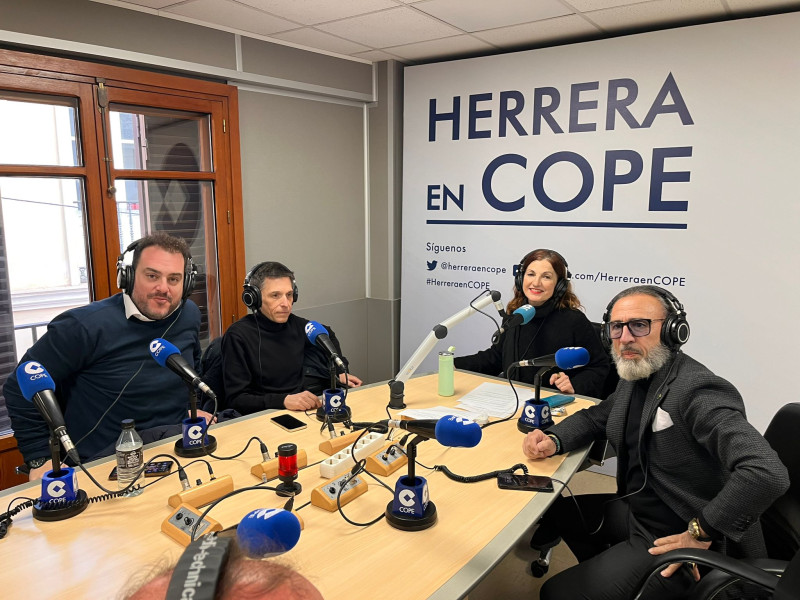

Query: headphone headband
[116,237,196,300]
[514,249,572,305]
[241,261,299,311]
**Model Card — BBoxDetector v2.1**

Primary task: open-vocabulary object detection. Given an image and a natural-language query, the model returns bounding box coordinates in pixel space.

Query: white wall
[401,13,800,432]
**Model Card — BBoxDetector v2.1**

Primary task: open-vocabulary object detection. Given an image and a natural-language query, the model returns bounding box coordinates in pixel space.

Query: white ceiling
[93,0,800,64]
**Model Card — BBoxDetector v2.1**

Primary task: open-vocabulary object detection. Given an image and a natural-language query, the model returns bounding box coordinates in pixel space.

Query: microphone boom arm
[388,291,501,409]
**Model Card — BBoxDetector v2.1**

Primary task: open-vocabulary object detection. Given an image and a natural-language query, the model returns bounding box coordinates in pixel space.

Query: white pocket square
[652,407,674,432]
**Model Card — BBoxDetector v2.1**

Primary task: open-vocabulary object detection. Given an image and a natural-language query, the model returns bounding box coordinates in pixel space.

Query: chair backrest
[775,547,800,600]
[762,403,800,560]
[199,335,225,412]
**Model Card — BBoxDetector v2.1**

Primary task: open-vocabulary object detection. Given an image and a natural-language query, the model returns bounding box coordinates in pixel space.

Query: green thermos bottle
[438,346,455,396]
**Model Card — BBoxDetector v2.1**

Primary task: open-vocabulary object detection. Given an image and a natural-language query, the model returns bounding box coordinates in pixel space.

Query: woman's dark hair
[507,248,581,312]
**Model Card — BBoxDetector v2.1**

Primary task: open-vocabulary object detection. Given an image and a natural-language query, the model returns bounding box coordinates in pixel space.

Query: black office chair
[199,335,225,412]
[633,402,800,599]
[632,547,800,600]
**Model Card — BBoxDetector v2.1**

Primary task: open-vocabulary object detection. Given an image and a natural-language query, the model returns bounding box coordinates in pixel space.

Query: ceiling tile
[414,0,572,32]
[235,0,397,26]
[164,0,297,35]
[316,6,461,48]
[474,14,600,47]
[585,0,727,32]
[726,0,800,11]
[109,0,185,8]
[567,0,654,11]
[352,49,408,62]
[385,34,496,61]
[271,27,372,55]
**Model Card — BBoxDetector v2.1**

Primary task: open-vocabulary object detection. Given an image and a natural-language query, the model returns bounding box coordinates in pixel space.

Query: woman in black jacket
[455,249,609,398]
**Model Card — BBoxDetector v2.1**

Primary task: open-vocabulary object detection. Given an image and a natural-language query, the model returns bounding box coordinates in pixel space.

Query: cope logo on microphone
[399,489,416,507]
[47,480,66,498]
[327,394,342,408]
[524,405,537,420]
[150,340,164,356]
[447,415,474,426]
[23,361,49,381]
[304,322,315,335]
[188,425,203,440]
[248,508,282,522]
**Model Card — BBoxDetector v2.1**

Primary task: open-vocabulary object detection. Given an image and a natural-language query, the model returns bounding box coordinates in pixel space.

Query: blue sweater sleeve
[5,311,94,462]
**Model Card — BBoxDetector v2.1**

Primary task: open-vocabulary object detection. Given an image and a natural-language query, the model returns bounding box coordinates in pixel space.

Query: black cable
[335,459,391,528]
[434,462,529,483]
[480,369,523,429]
[468,289,503,332]
[189,483,283,542]
[202,436,265,461]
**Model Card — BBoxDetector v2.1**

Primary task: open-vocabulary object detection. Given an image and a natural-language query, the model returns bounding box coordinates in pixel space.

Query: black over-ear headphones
[514,249,572,305]
[116,238,196,300]
[241,262,299,311]
[601,285,690,351]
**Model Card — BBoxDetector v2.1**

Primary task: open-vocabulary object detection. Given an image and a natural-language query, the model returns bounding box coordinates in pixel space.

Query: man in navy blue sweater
[4,232,208,480]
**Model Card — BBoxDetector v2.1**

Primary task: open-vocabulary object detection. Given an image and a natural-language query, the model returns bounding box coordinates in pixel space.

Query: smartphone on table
[497,472,554,492]
[270,413,308,432]
[108,460,173,480]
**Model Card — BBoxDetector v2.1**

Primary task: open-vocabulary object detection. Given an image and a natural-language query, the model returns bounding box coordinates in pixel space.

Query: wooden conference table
[0,371,598,599]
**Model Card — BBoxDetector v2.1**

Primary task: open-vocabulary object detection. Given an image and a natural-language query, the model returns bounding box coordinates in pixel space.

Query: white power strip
[319,432,385,479]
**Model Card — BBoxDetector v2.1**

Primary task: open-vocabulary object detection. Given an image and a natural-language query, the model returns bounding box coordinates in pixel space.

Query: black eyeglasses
[607,318,665,339]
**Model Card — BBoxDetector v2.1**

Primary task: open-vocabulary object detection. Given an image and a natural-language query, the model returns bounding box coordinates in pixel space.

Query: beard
[612,341,672,381]
[131,290,179,321]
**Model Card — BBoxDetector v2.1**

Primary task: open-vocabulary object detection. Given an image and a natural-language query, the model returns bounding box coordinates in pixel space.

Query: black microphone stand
[316,357,351,425]
[32,433,88,522]
[517,366,552,434]
[174,384,217,457]
[385,436,438,531]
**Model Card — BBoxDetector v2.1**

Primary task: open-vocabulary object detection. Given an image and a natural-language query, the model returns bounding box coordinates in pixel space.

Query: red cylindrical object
[278,443,298,479]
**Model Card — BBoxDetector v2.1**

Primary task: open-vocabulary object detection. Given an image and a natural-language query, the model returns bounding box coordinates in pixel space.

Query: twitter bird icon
[426,260,437,271]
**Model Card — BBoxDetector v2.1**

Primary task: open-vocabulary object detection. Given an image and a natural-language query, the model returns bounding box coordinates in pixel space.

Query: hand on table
[285,391,322,411]
[522,429,557,460]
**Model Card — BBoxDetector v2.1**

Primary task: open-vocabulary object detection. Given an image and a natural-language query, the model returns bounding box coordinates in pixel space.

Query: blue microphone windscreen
[513,304,536,324]
[236,508,301,558]
[304,320,329,344]
[435,415,482,448]
[555,347,590,370]
[16,361,55,401]
[149,338,180,367]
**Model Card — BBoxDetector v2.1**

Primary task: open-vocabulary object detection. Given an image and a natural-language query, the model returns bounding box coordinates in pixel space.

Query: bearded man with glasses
[521,285,788,600]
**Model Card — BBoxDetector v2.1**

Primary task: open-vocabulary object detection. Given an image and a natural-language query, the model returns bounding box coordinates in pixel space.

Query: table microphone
[513,347,590,370]
[16,361,89,521]
[166,508,301,600]
[235,508,302,558]
[492,304,535,344]
[386,415,482,447]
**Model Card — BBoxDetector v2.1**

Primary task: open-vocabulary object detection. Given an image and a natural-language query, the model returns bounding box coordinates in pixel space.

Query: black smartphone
[497,473,554,492]
[108,460,173,481]
[270,413,308,432]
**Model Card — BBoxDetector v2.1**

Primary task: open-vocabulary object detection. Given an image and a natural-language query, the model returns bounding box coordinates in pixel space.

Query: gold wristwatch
[688,517,712,542]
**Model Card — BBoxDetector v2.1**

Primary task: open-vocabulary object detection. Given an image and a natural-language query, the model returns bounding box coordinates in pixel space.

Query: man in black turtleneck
[221,262,362,414]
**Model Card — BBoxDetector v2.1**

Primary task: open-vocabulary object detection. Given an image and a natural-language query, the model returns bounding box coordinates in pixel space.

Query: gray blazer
[549,352,789,557]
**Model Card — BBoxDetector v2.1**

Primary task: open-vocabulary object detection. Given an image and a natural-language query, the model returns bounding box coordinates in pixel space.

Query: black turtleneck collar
[252,310,291,332]
[529,298,558,320]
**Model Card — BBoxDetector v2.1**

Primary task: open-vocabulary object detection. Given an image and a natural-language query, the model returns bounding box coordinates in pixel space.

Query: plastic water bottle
[438,346,455,396]
[116,418,143,495]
